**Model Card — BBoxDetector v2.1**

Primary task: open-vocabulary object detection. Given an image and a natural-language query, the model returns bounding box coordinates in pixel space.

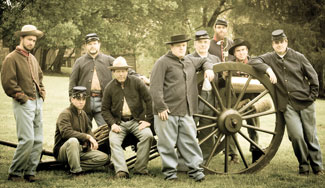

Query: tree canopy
[1,0,325,96]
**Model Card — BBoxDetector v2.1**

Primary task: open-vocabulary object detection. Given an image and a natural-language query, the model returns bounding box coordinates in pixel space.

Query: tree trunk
[40,48,50,71]
[49,47,66,73]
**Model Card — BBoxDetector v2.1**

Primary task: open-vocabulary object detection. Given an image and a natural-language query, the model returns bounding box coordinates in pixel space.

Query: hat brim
[165,38,191,45]
[15,30,44,38]
[229,41,251,56]
[108,66,133,70]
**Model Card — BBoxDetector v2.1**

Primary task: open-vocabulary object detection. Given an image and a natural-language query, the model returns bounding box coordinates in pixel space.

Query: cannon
[0,62,284,174]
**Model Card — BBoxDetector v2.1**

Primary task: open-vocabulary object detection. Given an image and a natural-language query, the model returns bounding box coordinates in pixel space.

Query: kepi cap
[214,19,228,27]
[271,29,287,41]
[71,86,88,99]
[85,33,100,43]
[195,30,210,41]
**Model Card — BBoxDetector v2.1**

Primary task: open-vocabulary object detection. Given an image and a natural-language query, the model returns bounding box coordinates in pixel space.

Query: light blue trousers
[109,120,153,174]
[89,96,106,127]
[9,96,43,176]
[284,103,323,173]
[154,114,204,181]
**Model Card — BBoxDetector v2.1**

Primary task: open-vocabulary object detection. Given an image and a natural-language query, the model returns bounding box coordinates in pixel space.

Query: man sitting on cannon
[101,57,154,179]
[53,86,110,176]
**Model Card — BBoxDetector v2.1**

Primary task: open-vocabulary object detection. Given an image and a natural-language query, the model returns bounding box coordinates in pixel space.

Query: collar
[236,56,250,64]
[275,48,289,59]
[15,46,29,57]
[113,75,130,86]
[69,104,82,115]
[86,52,101,60]
[194,51,208,58]
[166,51,184,61]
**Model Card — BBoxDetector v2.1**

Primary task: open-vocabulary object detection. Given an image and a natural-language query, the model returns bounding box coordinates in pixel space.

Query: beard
[22,43,34,52]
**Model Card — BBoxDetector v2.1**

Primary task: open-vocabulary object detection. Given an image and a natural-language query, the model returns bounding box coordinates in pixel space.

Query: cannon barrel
[0,139,54,156]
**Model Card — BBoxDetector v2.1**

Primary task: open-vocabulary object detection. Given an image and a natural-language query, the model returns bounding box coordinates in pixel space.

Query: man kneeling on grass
[53,86,110,175]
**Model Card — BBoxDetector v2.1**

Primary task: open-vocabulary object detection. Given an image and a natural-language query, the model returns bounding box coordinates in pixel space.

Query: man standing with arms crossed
[150,34,214,181]
[1,25,45,182]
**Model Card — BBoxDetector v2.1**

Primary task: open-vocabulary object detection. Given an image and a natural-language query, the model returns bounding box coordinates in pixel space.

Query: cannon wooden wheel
[194,62,285,174]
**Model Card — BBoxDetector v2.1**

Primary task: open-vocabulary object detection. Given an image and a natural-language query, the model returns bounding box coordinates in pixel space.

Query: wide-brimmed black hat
[271,29,287,41]
[214,19,228,27]
[195,30,210,41]
[165,34,191,44]
[85,33,100,43]
[229,38,251,56]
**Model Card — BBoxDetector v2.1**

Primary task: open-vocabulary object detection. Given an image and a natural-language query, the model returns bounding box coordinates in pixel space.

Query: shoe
[8,174,23,182]
[314,170,324,176]
[24,175,38,182]
[195,174,205,182]
[165,177,178,181]
[115,171,129,179]
[229,154,240,164]
[299,171,309,176]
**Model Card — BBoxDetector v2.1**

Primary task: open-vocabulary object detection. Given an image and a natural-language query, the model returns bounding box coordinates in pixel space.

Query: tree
[229,0,325,97]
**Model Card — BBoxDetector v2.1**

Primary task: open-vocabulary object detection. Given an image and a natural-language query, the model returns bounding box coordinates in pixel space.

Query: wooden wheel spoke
[193,114,217,121]
[238,90,269,113]
[234,76,252,109]
[242,124,277,135]
[198,95,220,115]
[224,135,229,173]
[238,130,265,154]
[232,134,248,168]
[212,81,226,111]
[197,123,217,131]
[226,71,232,108]
[242,110,276,120]
[204,132,223,166]
[199,129,219,145]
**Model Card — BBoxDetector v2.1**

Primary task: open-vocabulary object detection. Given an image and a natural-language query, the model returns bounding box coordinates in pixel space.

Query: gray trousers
[284,103,323,173]
[9,97,43,176]
[154,115,205,181]
[89,96,106,127]
[109,120,153,174]
[57,138,109,173]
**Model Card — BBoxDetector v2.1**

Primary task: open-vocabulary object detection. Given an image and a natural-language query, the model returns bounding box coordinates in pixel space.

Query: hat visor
[195,36,210,41]
[108,66,133,70]
[15,30,44,38]
[165,38,191,45]
[229,41,251,56]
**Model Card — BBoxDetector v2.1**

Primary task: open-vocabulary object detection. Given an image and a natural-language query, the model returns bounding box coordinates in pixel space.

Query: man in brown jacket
[54,86,109,175]
[1,25,45,182]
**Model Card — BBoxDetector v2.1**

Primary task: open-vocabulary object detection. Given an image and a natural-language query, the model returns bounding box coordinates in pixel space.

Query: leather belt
[90,91,101,97]
[121,116,133,121]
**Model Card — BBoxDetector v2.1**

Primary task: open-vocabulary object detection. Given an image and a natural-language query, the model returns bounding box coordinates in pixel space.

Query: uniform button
[89,80,91,82]
[284,67,286,70]
[285,80,288,82]
[288,92,290,94]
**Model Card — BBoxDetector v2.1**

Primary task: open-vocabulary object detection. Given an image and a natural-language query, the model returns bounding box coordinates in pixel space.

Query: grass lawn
[0,74,325,188]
